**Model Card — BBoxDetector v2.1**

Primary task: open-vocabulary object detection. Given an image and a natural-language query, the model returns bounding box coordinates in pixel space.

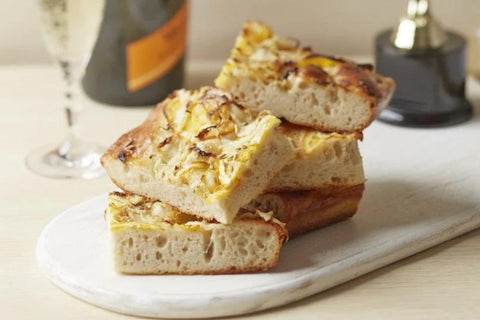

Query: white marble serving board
[37,116,480,319]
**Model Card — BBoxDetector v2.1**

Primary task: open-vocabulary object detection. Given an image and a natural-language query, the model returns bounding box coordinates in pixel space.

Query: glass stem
[58,60,83,159]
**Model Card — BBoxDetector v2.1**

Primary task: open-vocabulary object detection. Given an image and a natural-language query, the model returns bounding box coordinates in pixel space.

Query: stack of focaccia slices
[102,21,395,275]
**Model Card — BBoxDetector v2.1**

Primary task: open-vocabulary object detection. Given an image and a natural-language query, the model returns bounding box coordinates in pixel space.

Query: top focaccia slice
[101,86,294,224]
[215,21,396,133]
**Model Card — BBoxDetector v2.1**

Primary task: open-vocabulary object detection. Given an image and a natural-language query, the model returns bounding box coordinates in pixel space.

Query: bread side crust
[246,184,365,238]
[268,126,365,191]
[110,218,286,275]
[217,65,395,133]
[286,190,363,237]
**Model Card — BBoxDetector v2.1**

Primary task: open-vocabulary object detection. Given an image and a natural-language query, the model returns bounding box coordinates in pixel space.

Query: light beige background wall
[1,0,480,69]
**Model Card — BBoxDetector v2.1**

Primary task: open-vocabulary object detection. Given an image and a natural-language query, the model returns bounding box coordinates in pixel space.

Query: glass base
[378,100,473,128]
[26,141,105,179]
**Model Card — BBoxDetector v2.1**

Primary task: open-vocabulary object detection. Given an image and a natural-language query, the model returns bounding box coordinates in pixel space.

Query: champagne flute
[26,0,106,179]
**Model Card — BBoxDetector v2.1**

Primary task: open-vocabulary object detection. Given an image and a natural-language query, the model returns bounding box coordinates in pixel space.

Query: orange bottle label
[126,2,188,93]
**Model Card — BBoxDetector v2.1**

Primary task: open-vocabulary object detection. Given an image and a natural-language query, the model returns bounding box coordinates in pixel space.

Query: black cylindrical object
[376,30,472,127]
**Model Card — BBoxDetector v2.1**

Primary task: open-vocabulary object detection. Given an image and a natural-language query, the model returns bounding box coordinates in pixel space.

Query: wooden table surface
[1,64,479,320]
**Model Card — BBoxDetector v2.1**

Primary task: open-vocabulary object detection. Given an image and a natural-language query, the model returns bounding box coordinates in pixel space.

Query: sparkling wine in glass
[26,0,106,179]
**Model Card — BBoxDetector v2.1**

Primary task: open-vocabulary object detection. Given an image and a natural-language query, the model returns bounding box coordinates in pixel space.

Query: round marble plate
[37,188,480,318]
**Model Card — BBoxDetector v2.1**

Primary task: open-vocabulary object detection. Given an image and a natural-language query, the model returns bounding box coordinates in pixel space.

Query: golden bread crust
[278,184,364,237]
[248,184,365,238]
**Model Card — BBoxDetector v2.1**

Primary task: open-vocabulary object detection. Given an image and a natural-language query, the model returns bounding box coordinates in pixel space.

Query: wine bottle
[82,0,187,106]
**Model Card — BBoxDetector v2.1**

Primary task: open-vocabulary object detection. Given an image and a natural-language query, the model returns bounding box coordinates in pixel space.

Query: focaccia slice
[107,192,287,275]
[101,87,294,224]
[215,21,395,133]
[267,123,365,192]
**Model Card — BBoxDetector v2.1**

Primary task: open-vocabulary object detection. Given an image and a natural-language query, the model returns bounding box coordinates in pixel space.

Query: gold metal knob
[391,0,447,50]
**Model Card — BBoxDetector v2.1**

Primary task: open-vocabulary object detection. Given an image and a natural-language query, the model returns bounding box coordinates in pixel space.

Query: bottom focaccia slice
[106,192,287,275]
[246,184,364,238]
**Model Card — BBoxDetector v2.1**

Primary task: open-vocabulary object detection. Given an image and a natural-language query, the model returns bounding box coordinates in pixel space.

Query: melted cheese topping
[216,21,342,86]
[106,192,286,234]
[107,192,195,229]
[124,87,281,201]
